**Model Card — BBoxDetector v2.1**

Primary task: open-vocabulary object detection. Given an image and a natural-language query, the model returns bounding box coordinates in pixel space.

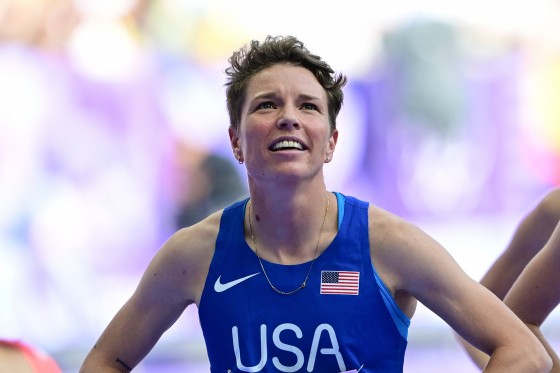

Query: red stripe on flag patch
[320,270,360,295]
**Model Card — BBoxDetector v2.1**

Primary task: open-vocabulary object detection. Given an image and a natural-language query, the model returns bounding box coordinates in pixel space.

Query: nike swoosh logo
[214,272,260,293]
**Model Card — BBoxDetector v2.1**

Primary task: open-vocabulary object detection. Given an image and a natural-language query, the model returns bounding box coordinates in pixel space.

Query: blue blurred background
[1,0,560,371]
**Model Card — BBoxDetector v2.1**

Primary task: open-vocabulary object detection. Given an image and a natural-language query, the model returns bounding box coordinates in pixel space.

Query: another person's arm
[80,215,218,372]
[481,189,560,299]
[503,221,560,372]
[458,189,560,368]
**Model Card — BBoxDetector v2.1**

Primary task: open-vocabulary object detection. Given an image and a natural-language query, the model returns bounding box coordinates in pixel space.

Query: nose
[276,105,301,130]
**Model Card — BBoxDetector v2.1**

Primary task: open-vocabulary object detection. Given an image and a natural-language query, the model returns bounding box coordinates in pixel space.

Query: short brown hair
[225,35,347,132]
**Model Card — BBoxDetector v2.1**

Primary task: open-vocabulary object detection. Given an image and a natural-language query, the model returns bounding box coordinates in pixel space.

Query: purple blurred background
[1,0,560,371]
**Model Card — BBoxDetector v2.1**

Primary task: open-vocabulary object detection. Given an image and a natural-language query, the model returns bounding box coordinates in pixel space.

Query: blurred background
[1,0,560,371]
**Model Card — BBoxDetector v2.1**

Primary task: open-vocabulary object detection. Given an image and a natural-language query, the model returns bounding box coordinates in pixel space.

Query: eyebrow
[251,92,323,102]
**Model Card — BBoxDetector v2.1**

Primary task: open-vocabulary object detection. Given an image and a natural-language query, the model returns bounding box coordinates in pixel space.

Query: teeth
[273,140,303,150]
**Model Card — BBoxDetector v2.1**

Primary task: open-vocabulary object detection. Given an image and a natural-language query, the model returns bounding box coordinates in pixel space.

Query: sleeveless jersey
[198,193,410,373]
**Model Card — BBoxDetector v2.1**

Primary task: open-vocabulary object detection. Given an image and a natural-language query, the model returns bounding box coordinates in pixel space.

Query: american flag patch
[320,271,360,295]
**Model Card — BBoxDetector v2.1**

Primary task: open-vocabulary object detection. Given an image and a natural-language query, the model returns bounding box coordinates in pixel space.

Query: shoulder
[161,209,223,272]
[147,210,224,304]
[367,204,421,245]
[366,203,456,291]
[339,196,443,269]
[535,188,560,223]
[367,204,429,268]
[0,340,61,373]
[166,210,223,253]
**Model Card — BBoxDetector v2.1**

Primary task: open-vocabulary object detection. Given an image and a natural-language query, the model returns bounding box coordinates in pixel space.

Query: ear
[325,129,338,163]
[229,127,243,163]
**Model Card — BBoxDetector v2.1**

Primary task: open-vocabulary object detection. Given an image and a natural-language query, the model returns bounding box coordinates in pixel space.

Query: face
[229,64,338,184]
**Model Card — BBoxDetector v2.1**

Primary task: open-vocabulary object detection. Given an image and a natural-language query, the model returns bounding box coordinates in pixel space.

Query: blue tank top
[198,193,410,372]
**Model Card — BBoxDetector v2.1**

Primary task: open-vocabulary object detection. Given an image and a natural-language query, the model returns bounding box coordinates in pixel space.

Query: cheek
[243,121,269,139]
[238,130,263,155]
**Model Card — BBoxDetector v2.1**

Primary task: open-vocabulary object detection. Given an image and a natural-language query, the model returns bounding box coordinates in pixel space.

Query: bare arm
[458,189,560,368]
[370,206,552,373]
[503,221,560,372]
[80,214,219,372]
[481,189,560,299]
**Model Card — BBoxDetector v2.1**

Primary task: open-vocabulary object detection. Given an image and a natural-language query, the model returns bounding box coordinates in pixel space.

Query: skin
[0,345,34,373]
[481,189,560,300]
[80,64,552,372]
[505,221,560,372]
[460,189,560,371]
[0,342,61,373]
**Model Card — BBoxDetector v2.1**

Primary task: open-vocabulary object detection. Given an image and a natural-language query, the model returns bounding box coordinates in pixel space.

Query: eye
[256,101,276,110]
[301,103,318,110]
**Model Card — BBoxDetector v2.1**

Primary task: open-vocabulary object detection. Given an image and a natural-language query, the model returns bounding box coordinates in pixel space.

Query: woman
[80,35,551,372]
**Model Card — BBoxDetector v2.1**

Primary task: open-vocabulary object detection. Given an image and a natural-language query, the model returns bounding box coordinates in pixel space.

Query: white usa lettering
[232,323,346,372]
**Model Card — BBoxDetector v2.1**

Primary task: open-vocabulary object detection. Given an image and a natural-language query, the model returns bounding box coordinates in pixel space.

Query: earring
[325,156,330,163]
[234,149,244,164]
[235,153,243,164]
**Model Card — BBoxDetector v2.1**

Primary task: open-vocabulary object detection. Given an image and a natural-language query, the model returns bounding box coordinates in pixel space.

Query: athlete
[458,188,560,371]
[80,35,552,372]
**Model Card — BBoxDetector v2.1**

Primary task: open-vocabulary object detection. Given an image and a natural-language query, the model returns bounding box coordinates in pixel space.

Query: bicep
[375,217,532,355]
[82,229,204,371]
[84,291,187,372]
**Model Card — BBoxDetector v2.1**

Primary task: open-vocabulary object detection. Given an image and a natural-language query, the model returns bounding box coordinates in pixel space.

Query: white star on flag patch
[320,270,360,295]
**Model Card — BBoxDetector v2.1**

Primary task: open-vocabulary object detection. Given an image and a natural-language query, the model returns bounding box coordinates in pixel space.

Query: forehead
[245,64,327,101]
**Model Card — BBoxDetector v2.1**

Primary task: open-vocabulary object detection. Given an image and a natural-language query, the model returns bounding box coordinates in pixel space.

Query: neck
[246,190,333,264]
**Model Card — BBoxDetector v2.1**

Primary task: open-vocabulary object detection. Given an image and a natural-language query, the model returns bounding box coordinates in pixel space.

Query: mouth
[270,139,307,152]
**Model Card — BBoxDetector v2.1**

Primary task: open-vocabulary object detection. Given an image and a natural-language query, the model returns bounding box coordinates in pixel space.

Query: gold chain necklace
[248,193,330,295]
